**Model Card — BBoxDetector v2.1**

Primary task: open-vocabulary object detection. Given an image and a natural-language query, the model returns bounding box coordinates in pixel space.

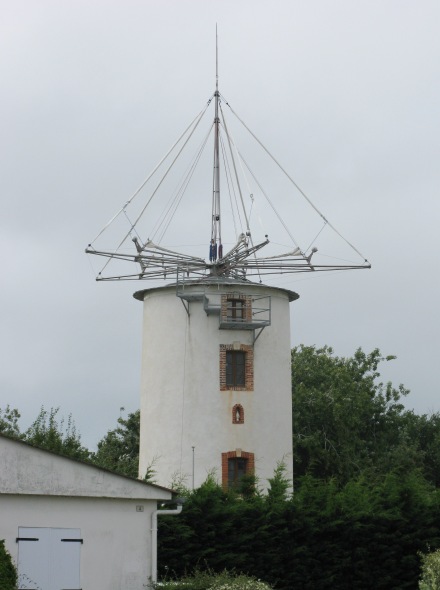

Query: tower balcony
[218,294,271,331]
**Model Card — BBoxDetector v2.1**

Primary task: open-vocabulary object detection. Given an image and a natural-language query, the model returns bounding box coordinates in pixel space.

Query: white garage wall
[2,494,154,590]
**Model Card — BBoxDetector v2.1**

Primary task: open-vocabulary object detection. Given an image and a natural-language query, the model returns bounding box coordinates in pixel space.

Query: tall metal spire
[210,25,222,262]
[85,32,371,283]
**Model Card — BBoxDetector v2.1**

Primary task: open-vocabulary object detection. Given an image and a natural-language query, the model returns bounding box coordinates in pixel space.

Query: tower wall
[135,281,297,490]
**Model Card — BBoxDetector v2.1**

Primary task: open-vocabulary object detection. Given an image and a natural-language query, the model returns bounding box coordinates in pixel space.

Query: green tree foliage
[158,339,440,589]
[158,469,440,590]
[291,345,440,485]
[266,461,291,506]
[24,406,90,460]
[405,412,440,488]
[158,467,299,587]
[419,548,440,589]
[92,410,141,478]
[0,540,17,590]
[0,405,21,438]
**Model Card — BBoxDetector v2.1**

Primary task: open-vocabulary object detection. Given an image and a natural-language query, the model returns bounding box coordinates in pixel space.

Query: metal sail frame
[86,40,371,284]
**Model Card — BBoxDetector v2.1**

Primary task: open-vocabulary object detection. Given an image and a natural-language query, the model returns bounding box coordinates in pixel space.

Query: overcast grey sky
[1,0,439,449]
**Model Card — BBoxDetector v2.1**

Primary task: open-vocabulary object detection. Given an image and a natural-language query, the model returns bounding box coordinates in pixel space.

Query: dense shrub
[153,569,272,590]
[419,549,440,589]
[0,540,17,590]
[158,472,440,590]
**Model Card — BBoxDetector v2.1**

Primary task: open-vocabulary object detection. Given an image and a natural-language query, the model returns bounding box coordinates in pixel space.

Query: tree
[0,405,21,438]
[291,345,415,484]
[24,407,90,460]
[405,412,440,487]
[266,461,291,506]
[92,410,142,478]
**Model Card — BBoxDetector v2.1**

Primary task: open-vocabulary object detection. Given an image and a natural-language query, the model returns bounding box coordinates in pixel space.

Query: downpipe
[151,499,184,584]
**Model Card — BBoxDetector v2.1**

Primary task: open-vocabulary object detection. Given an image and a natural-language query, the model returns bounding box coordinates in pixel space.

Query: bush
[419,549,440,589]
[209,576,272,590]
[154,569,272,590]
[0,540,17,590]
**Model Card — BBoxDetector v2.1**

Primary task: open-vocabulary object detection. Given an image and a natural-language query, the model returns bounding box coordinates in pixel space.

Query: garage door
[17,527,81,590]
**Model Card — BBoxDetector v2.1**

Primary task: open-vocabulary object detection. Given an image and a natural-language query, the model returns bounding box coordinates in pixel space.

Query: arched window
[232,404,244,424]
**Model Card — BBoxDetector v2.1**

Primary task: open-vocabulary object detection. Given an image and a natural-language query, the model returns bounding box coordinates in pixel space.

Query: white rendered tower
[135,280,298,489]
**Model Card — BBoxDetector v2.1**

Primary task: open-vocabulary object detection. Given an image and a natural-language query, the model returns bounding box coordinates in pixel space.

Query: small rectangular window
[222,451,255,489]
[226,351,245,387]
[227,299,245,321]
[228,457,248,487]
[220,344,253,391]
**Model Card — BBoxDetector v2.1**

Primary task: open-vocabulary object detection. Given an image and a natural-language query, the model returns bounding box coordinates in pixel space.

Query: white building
[0,434,173,590]
[136,278,298,491]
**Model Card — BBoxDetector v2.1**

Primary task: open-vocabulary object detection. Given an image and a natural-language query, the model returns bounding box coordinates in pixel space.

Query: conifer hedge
[158,472,440,590]
[0,540,17,590]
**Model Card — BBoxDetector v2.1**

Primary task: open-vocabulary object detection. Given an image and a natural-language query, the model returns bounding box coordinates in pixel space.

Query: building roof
[133,277,299,302]
[0,433,173,501]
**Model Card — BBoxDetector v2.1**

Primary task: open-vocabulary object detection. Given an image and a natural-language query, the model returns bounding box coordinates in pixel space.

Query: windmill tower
[134,276,298,489]
[86,40,369,490]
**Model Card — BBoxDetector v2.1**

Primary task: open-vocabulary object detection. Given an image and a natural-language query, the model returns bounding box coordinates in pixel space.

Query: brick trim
[221,293,253,323]
[219,344,254,391]
[221,450,255,489]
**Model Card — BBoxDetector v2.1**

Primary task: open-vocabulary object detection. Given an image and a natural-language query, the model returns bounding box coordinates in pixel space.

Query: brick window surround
[232,404,244,424]
[221,293,253,323]
[221,450,255,489]
[220,344,254,391]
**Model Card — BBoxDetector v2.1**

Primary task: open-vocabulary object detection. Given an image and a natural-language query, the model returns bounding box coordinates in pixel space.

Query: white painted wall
[2,495,153,590]
[136,280,298,490]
